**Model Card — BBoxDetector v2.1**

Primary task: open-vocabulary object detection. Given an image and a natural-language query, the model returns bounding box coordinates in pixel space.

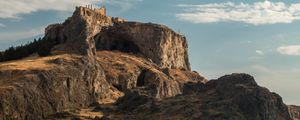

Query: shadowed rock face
[95,22,191,70]
[111,74,292,120]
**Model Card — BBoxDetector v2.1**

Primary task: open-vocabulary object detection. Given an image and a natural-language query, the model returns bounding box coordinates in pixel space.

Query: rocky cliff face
[0,54,119,119]
[0,52,205,119]
[95,22,191,70]
[0,6,294,120]
[44,6,124,56]
[96,51,205,100]
[109,74,292,120]
[289,105,300,120]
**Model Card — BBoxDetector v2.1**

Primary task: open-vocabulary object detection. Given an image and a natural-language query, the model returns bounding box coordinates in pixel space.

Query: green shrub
[0,37,58,62]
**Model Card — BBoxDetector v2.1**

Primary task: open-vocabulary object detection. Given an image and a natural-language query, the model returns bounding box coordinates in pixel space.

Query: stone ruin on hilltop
[45,5,191,70]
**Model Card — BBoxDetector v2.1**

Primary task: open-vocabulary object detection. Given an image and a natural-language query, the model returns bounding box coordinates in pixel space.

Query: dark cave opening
[113,84,123,91]
[137,70,147,87]
[109,39,141,54]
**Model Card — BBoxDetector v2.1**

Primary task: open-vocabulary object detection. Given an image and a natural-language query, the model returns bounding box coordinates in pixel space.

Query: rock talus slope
[0,6,295,120]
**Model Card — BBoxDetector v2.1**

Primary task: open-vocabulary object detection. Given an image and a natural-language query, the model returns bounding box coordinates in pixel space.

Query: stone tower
[95,7,106,16]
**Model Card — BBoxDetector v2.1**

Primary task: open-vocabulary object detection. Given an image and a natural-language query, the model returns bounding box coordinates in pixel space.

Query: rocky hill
[289,105,300,120]
[0,6,296,120]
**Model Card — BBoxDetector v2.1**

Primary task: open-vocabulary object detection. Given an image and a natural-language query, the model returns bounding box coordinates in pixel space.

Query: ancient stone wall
[95,7,106,16]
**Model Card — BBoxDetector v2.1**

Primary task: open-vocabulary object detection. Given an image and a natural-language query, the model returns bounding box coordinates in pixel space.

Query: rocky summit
[0,6,296,120]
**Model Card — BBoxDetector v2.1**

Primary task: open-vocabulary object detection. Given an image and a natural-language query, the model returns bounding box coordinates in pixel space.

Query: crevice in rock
[109,39,141,54]
[137,70,147,87]
[113,84,123,91]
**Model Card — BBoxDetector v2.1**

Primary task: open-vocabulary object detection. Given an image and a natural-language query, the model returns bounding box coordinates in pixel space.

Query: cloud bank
[0,0,141,19]
[176,1,300,25]
[277,45,300,56]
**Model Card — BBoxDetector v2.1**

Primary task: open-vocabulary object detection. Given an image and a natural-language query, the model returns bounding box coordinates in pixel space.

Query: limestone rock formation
[0,6,295,120]
[44,5,197,99]
[97,51,206,100]
[45,6,124,56]
[109,74,292,120]
[0,52,205,119]
[0,6,205,119]
[95,22,191,70]
[289,105,300,120]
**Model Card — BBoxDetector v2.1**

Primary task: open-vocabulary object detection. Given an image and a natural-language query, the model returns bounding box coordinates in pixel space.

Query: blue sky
[0,0,300,105]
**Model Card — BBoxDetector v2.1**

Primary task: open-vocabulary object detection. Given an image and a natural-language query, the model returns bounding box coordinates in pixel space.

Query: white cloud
[176,1,300,25]
[0,0,141,19]
[0,27,43,41]
[277,45,300,56]
[256,50,264,55]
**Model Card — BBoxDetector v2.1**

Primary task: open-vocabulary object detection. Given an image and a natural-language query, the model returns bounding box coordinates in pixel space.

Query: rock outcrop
[0,6,205,119]
[0,6,294,120]
[0,54,120,119]
[44,6,124,56]
[96,51,205,100]
[0,51,205,119]
[45,7,190,71]
[44,6,196,99]
[109,74,292,120]
[95,22,191,70]
[289,105,300,120]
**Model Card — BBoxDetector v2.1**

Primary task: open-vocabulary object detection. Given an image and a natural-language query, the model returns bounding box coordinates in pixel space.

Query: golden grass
[0,54,78,71]
[60,107,104,119]
[77,108,103,119]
